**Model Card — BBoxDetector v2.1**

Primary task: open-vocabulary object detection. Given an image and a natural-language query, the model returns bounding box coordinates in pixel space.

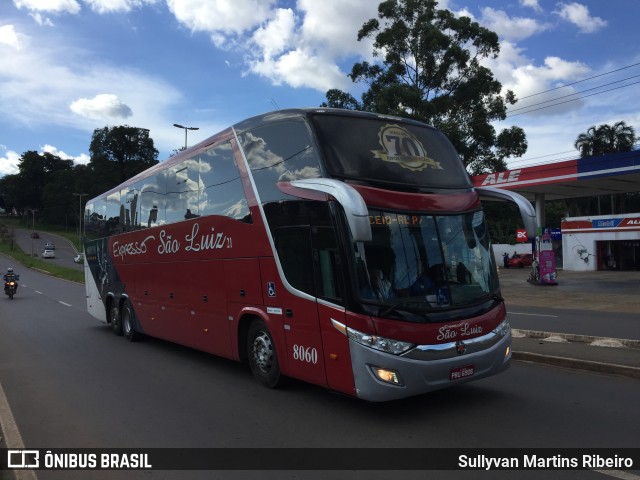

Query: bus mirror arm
[475,186,537,239]
[290,178,372,242]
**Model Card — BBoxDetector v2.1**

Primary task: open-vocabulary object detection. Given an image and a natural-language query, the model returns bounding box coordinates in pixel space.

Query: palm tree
[597,121,636,153]
[571,121,637,216]
[574,121,636,157]
[574,125,600,157]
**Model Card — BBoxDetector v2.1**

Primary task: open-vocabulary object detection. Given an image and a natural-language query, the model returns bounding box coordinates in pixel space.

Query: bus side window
[239,121,322,204]
[140,178,164,228]
[199,141,251,222]
[106,191,120,236]
[165,163,190,224]
[121,183,142,232]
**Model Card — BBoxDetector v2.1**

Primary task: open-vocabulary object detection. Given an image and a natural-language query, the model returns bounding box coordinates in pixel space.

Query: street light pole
[173,123,199,149]
[29,209,38,257]
[73,193,87,250]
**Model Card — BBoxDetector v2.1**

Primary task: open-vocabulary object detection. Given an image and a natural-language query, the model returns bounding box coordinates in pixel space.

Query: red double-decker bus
[83,109,535,401]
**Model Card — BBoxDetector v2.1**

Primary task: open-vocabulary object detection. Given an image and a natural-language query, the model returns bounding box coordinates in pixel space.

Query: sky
[1,0,640,178]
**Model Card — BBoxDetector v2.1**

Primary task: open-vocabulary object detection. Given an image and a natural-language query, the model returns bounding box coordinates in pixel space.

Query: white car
[42,249,55,259]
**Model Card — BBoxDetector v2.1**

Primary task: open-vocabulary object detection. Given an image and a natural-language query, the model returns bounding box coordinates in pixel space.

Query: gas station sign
[516,229,528,243]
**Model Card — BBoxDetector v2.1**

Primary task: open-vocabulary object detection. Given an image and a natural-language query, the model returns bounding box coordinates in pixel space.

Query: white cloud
[70,94,133,120]
[298,0,376,59]
[520,0,542,12]
[156,0,379,93]
[13,0,81,14]
[167,0,276,36]
[250,48,349,91]
[502,56,591,116]
[14,0,157,15]
[0,25,25,49]
[0,148,20,176]
[251,8,296,60]
[555,2,607,33]
[84,0,158,14]
[244,0,378,91]
[30,12,55,26]
[478,7,549,41]
[41,144,90,165]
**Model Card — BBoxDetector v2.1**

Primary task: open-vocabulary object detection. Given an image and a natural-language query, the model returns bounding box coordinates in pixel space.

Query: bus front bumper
[349,331,512,402]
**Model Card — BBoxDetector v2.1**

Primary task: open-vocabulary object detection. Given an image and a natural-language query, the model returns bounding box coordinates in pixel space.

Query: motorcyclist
[3,267,19,293]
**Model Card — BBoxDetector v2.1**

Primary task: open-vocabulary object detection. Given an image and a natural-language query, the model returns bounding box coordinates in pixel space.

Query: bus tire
[110,302,123,336]
[121,299,138,342]
[247,320,283,388]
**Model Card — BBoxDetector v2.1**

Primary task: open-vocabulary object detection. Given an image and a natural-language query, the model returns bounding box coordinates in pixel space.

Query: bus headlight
[492,319,510,337]
[331,319,415,355]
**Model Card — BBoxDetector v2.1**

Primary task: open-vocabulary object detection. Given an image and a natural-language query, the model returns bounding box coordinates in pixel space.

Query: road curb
[513,329,640,349]
[512,351,640,379]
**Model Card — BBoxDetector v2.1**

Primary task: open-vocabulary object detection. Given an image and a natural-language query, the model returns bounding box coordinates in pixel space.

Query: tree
[322,0,527,174]
[0,151,73,215]
[574,121,636,157]
[570,121,637,216]
[89,125,159,187]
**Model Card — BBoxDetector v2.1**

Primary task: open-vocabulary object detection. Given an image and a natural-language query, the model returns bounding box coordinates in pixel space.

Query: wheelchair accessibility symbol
[267,282,276,297]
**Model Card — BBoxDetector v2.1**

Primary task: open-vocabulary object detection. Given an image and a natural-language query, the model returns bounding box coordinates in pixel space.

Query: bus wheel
[121,300,138,342]
[110,303,123,336]
[247,320,283,388]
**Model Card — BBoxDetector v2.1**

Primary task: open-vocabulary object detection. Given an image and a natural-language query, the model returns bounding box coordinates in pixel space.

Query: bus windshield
[310,113,471,190]
[355,209,499,315]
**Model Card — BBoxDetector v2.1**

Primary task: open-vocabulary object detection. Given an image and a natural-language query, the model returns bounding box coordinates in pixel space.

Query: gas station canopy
[472,150,640,201]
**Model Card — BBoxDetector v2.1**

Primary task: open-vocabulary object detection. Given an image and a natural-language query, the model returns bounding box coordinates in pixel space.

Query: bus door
[264,225,327,387]
[267,219,353,390]
[312,225,355,395]
[266,198,356,388]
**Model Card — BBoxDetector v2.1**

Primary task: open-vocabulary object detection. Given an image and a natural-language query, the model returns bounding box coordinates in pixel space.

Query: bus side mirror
[475,186,537,239]
[289,178,372,242]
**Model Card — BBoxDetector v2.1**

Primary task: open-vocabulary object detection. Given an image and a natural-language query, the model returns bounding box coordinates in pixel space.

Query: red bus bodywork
[83,109,530,401]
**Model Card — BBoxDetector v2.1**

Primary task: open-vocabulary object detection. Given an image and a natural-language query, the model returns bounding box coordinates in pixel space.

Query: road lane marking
[508,312,558,318]
[58,301,72,307]
[0,382,38,480]
[35,291,43,294]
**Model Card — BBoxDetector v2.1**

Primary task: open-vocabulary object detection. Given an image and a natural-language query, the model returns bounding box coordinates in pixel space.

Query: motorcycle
[5,280,17,300]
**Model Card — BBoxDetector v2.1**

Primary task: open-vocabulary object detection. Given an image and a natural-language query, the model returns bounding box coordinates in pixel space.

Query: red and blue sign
[472,150,640,190]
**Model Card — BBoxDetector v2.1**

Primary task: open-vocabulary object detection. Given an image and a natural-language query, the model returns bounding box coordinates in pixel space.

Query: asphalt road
[10,228,82,272]
[0,264,638,480]
[506,305,640,340]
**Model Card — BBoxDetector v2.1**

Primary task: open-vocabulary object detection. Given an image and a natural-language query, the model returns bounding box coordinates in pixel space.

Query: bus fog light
[372,366,403,386]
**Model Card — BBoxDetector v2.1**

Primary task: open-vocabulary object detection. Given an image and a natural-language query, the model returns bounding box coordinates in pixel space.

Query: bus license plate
[450,364,475,381]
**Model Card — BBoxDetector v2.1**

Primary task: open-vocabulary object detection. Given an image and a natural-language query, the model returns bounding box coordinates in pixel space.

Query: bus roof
[87,108,440,205]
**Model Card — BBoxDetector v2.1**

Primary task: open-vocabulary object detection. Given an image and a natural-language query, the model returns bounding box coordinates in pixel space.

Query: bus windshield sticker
[371,124,442,172]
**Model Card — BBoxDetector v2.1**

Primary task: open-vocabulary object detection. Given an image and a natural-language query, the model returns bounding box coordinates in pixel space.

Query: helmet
[7,268,13,273]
